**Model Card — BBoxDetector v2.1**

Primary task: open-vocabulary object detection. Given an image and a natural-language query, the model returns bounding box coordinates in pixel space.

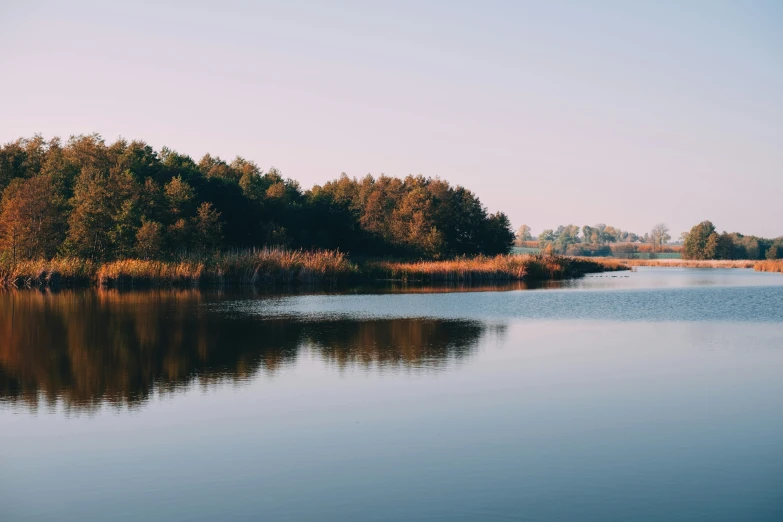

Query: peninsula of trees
[0,135,515,263]
[681,221,783,260]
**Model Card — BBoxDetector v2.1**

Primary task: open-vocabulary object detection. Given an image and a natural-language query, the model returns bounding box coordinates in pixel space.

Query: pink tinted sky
[1,1,781,238]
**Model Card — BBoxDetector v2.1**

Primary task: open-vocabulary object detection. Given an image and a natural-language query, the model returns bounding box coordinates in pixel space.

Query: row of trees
[0,135,515,262]
[682,221,783,260]
[517,223,672,255]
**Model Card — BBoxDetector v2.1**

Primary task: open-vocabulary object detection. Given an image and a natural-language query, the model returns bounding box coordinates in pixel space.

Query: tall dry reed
[206,249,358,285]
[2,251,631,288]
[97,260,206,287]
[0,258,97,287]
[612,258,757,268]
[1,249,357,288]
[369,255,628,282]
[97,248,358,287]
[755,260,783,274]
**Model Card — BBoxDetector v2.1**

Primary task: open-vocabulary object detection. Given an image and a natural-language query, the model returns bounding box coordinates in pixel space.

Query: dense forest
[0,135,515,262]
[681,221,783,260]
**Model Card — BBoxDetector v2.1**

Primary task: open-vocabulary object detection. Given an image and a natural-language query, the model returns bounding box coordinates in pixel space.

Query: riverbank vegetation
[0,249,358,288]
[0,250,629,288]
[370,255,628,282]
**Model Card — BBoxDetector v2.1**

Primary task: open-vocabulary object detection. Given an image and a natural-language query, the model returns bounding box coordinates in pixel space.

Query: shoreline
[4,253,779,290]
[583,257,783,273]
[0,252,629,289]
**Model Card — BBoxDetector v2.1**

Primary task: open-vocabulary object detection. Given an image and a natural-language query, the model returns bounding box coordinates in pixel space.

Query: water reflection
[0,289,493,412]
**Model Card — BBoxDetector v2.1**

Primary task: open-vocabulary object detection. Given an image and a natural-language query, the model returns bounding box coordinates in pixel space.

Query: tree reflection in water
[0,289,499,412]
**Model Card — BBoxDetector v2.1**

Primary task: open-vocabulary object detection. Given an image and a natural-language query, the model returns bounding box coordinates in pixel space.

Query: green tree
[65,169,142,260]
[582,225,594,244]
[683,221,717,260]
[483,212,515,255]
[538,229,555,249]
[65,168,115,260]
[714,232,735,260]
[766,240,782,260]
[554,224,581,253]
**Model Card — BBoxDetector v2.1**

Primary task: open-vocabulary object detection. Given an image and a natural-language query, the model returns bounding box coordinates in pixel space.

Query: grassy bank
[0,251,628,288]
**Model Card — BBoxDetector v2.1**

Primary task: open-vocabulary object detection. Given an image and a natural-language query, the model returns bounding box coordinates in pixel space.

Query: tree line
[0,135,515,262]
[682,221,783,260]
[517,222,672,255]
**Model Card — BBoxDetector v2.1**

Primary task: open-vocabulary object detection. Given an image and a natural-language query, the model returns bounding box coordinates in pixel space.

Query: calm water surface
[2,267,783,521]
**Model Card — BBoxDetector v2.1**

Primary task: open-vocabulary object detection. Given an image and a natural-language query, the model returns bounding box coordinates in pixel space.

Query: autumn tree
[515,224,532,244]
[713,232,735,260]
[683,221,716,260]
[65,168,144,260]
[193,202,222,253]
[767,240,783,260]
[164,176,195,216]
[135,221,164,259]
[0,175,64,261]
[650,223,671,252]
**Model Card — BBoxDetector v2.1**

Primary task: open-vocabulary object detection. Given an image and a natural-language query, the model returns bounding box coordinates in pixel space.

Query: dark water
[2,267,783,521]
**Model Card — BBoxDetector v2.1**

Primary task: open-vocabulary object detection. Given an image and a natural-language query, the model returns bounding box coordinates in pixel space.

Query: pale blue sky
[1,1,781,237]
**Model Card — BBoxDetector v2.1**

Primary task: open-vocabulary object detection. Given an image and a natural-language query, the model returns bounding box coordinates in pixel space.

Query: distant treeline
[517,222,673,255]
[682,221,783,260]
[517,240,681,258]
[0,135,515,262]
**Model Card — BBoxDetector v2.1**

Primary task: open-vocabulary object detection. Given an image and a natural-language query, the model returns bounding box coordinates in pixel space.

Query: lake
[2,267,783,522]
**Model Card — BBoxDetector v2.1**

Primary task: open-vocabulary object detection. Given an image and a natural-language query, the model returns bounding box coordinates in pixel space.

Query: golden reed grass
[369,255,628,282]
[755,260,783,274]
[0,257,96,287]
[1,251,629,288]
[614,258,757,268]
[1,249,357,288]
[97,249,358,287]
[586,257,783,274]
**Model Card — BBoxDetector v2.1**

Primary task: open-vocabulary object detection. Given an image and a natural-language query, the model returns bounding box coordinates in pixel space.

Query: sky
[1,0,781,238]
